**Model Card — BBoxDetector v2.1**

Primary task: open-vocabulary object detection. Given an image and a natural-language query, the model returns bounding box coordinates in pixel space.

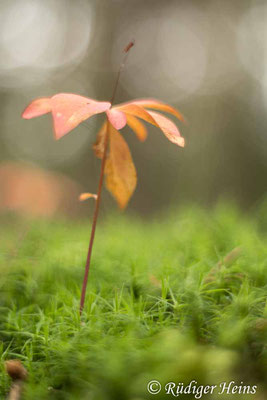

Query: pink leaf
[22,93,111,140]
[22,98,51,119]
[51,94,111,139]
[147,110,185,147]
[106,109,127,130]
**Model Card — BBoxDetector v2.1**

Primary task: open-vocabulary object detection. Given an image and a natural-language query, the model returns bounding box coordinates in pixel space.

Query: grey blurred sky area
[0,0,266,215]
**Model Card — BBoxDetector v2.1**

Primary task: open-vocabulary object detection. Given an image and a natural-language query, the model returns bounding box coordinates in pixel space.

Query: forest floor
[0,202,266,399]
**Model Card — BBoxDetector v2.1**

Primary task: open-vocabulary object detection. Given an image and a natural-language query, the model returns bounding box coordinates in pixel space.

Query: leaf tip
[179,137,185,147]
[22,97,52,119]
[79,193,98,202]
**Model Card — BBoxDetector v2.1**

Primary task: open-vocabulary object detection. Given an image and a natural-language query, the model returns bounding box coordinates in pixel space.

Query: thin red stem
[79,42,134,314]
[79,126,109,314]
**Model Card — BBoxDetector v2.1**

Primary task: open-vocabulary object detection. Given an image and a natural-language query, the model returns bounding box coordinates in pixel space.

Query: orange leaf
[93,121,107,159]
[146,110,185,147]
[79,193,98,201]
[106,108,127,130]
[105,124,137,209]
[22,97,52,119]
[22,93,111,140]
[132,98,185,122]
[117,103,184,147]
[116,103,156,125]
[126,114,147,142]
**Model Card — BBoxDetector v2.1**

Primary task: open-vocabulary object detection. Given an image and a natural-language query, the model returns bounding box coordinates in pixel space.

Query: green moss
[0,202,266,399]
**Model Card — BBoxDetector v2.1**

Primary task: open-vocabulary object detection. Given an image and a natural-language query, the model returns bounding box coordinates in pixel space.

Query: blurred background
[0,0,266,217]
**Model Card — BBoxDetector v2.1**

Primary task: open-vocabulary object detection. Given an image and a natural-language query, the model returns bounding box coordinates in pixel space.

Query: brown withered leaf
[93,121,107,159]
[105,124,136,209]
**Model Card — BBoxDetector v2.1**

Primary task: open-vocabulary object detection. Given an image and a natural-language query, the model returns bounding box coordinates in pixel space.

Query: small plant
[22,42,185,313]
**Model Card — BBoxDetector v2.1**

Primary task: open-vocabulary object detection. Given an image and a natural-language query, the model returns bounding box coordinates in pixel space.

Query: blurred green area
[0,202,266,399]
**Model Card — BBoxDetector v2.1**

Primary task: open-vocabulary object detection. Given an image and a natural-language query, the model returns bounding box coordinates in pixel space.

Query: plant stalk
[79,42,134,314]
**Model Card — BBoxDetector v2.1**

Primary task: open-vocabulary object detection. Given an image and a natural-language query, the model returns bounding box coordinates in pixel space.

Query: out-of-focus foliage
[0,202,266,398]
[0,162,82,217]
